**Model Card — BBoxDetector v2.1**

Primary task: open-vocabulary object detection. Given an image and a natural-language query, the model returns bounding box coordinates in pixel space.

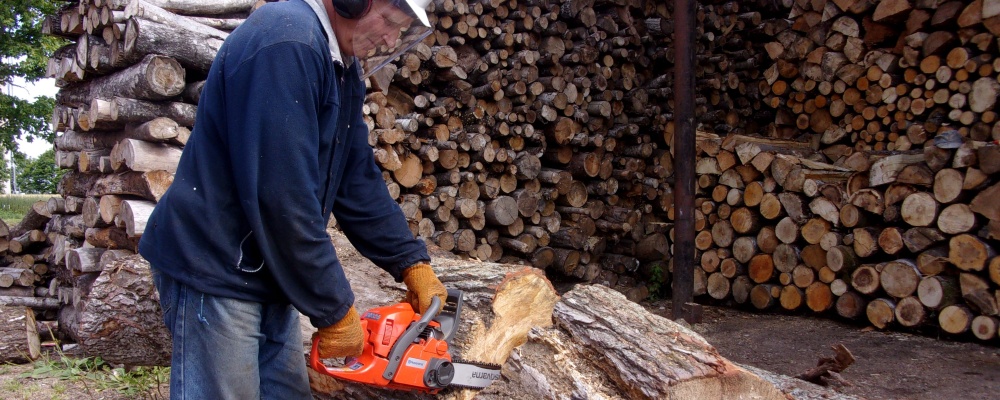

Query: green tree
[2,1,65,154]
[15,148,63,193]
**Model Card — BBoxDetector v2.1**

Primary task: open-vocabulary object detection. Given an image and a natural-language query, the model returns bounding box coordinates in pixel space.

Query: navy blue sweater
[138,0,429,328]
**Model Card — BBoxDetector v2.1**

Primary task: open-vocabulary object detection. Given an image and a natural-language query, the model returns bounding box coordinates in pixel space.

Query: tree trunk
[75,254,171,366]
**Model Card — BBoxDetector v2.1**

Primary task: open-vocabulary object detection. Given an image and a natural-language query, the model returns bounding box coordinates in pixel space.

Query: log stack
[5,0,260,364]
[356,0,792,299]
[740,0,1000,342]
[687,130,1000,342]
[8,0,998,366]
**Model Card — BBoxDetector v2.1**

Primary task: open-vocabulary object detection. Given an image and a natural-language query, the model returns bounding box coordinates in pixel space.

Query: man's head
[326,0,431,57]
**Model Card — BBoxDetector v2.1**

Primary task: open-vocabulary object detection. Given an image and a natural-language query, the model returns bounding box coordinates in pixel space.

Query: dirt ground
[644,299,1000,400]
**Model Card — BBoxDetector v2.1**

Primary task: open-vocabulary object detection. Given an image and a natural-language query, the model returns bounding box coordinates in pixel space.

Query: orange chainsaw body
[309,301,453,394]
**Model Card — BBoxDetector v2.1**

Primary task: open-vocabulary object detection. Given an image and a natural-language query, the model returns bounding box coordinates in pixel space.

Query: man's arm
[332,92,430,281]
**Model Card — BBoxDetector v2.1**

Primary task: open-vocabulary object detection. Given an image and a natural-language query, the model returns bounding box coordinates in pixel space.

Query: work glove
[313,306,364,358]
[402,263,448,315]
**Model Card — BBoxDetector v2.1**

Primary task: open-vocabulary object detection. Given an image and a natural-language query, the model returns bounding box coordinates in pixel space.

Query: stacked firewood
[0,0,259,364]
[0,198,69,363]
[18,0,796,357]
[689,128,1000,342]
[741,0,1000,341]
[4,0,994,364]
[762,0,1000,151]
[359,0,787,297]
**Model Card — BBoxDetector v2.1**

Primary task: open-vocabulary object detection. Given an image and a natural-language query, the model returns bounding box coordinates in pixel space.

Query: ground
[646,300,1000,400]
[3,301,997,399]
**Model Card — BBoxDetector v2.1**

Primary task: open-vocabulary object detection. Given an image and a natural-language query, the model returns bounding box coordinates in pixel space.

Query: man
[137,0,445,398]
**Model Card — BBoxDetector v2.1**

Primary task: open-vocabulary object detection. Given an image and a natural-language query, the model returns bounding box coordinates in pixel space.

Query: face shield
[354,0,433,80]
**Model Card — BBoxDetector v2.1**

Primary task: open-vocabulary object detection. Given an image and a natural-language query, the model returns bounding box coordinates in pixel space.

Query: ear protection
[332,0,373,19]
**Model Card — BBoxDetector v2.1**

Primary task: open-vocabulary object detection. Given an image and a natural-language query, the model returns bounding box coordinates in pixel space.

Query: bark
[67,254,168,366]
[58,54,185,108]
[0,306,41,364]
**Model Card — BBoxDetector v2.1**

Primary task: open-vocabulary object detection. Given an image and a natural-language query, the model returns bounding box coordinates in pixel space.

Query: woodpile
[0,0,258,364]
[358,0,792,301]
[688,128,1000,342]
[4,0,998,368]
[735,0,1000,343]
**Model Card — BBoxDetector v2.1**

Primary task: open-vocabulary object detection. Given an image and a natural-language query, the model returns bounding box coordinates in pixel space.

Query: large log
[76,254,171,366]
[497,285,786,399]
[123,17,223,72]
[56,54,185,107]
[112,138,183,173]
[141,0,258,15]
[88,170,174,201]
[308,230,787,399]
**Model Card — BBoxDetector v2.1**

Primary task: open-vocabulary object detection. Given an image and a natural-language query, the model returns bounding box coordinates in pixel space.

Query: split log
[112,138,183,173]
[88,171,174,201]
[795,344,855,386]
[0,306,41,364]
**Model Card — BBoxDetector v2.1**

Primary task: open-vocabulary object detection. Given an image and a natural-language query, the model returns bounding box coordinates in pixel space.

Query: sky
[7,76,58,158]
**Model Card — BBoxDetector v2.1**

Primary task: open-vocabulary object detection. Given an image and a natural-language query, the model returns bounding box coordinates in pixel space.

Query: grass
[19,352,170,399]
[0,194,56,226]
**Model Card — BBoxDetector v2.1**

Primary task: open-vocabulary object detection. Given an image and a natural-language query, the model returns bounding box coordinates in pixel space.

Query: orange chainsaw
[309,289,501,393]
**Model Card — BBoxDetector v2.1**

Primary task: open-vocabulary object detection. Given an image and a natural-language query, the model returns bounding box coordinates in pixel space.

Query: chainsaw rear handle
[382,295,442,380]
[308,318,370,372]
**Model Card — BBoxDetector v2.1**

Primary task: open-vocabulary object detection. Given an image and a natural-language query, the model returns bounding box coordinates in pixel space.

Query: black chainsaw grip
[381,296,442,381]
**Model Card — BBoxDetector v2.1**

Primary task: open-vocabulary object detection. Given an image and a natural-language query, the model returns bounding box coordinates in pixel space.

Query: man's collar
[302,0,353,66]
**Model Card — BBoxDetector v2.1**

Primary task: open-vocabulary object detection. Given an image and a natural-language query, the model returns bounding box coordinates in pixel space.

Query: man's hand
[312,306,364,358]
[402,263,448,314]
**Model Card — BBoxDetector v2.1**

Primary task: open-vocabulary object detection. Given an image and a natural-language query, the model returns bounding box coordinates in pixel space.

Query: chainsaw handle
[308,318,369,372]
[381,295,442,381]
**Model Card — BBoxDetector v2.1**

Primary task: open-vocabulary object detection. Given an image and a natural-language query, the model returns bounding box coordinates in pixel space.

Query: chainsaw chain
[452,358,502,370]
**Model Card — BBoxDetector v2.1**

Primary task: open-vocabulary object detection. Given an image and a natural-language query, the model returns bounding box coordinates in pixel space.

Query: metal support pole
[671,0,699,322]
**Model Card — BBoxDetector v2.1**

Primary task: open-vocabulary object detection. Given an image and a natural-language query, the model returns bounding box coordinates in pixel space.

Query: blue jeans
[152,268,312,400]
